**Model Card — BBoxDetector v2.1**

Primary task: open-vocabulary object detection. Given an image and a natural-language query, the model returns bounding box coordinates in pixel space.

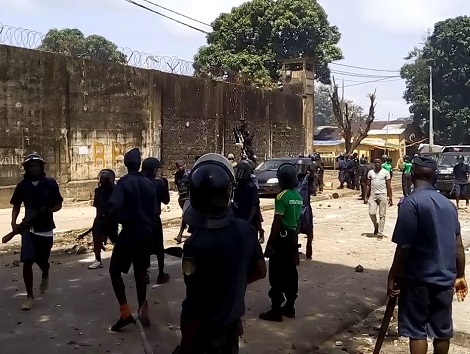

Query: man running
[365,158,393,237]
[388,156,467,354]
[10,153,63,310]
[108,148,157,331]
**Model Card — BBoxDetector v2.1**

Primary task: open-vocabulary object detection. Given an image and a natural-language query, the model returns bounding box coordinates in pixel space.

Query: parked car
[254,157,312,197]
[436,152,470,196]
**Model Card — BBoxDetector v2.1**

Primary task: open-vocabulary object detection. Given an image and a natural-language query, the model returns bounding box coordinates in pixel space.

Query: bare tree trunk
[329,78,377,154]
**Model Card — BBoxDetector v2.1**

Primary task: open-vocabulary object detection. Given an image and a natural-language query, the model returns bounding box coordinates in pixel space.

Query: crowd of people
[4,149,316,353]
[3,149,469,354]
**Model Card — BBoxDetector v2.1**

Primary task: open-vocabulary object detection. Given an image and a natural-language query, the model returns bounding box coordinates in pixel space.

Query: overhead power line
[331,69,399,79]
[123,0,210,34]
[140,0,212,27]
[343,77,402,88]
[331,62,400,73]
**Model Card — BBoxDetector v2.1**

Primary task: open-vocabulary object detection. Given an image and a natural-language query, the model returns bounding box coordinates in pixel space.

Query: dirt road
[3,191,464,354]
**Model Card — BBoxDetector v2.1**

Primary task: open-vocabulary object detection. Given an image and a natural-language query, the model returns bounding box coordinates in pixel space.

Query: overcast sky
[3,0,470,120]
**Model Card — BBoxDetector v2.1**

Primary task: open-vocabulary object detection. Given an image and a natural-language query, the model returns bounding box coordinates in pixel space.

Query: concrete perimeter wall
[0,44,304,207]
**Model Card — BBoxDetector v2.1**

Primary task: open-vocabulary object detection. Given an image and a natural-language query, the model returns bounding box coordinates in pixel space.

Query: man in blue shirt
[388,156,468,354]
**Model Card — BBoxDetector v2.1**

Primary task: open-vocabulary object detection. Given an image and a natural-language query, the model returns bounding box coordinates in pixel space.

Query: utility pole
[385,111,390,155]
[429,66,434,146]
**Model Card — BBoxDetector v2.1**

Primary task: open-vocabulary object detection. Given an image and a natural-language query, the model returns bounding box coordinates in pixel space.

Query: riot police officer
[174,154,266,354]
[260,163,303,322]
[296,159,314,260]
[314,153,325,193]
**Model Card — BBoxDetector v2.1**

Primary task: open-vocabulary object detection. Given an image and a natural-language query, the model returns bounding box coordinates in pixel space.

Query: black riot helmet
[142,157,162,178]
[234,160,253,182]
[189,153,235,214]
[404,155,411,163]
[295,159,309,176]
[276,163,298,190]
[360,157,367,164]
[457,155,464,164]
[23,153,45,166]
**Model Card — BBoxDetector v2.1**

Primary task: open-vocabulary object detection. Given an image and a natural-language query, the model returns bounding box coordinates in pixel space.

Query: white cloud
[358,0,464,34]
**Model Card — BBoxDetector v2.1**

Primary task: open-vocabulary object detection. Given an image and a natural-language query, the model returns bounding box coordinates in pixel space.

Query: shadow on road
[0,251,389,354]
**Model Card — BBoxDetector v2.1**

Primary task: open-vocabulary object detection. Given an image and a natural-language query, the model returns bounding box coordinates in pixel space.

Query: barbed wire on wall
[0,23,195,76]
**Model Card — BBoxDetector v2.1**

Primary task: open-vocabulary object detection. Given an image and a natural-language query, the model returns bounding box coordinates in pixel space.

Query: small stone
[355,265,364,273]
[17,321,22,325]
[335,341,343,346]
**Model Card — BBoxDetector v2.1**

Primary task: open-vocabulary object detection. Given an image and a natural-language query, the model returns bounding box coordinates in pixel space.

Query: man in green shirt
[382,156,393,179]
[400,155,413,196]
[260,163,303,322]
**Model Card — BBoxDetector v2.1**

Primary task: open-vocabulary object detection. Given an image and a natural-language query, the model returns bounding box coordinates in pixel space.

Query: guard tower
[281,58,314,155]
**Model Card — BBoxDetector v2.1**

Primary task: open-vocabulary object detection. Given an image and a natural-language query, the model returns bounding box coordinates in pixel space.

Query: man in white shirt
[365,158,393,237]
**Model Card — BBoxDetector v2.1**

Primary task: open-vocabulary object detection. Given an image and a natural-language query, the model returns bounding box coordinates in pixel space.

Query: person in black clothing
[315,153,325,193]
[86,169,117,270]
[337,154,347,189]
[296,159,314,260]
[346,153,359,189]
[453,155,470,209]
[10,153,63,311]
[142,157,171,285]
[232,161,260,229]
[357,157,371,201]
[175,160,190,244]
[108,148,157,331]
[173,154,266,354]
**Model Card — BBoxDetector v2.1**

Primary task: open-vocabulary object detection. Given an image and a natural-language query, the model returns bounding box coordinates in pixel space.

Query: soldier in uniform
[337,154,347,189]
[107,148,157,331]
[173,154,266,354]
[315,153,325,193]
[260,163,303,322]
[142,157,171,284]
[296,159,314,260]
[357,157,370,201]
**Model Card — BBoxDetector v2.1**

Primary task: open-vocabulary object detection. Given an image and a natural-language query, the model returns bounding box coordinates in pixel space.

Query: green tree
[315,85,335,126]
[38,28,126,64]
[194,0,342,87]
[401,16,470,144]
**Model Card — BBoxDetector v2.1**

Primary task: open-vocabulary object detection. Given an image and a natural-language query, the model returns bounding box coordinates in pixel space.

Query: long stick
[133,316,154,354]
[373,296,397,354]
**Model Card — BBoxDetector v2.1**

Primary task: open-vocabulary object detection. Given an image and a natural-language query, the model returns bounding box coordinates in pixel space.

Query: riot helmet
[189,153,235,214]
[457,155,464,164]
[295,159,309,176]
[276,163,298,190]
[23,153,45,166]
[234,160,252,182]
[142,157,162,178]
[23,153,46,181]
[360,157,367,164]
[404,155,411,163]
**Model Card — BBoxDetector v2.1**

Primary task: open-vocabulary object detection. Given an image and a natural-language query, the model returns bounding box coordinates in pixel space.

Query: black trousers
[318,171,324,191]
[339,170,346,185]
[402,174,412,196]
[360,181,367,200]
[191,320,241,354]
[268,229,299,308]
